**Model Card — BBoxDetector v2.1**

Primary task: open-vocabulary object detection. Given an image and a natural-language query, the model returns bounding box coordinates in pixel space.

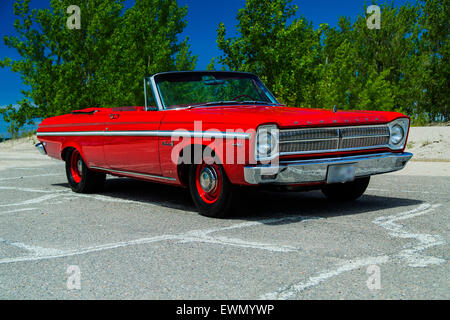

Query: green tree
[98,0,197,106]
[0,0,196,133]
[318,35,362,109]
[215,0,450,124]
[215,0,323,107]
[419,0,449,121]
[319,2,422,114]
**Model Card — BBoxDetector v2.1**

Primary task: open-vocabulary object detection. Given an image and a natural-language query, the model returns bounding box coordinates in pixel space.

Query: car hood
[172,105,406,128]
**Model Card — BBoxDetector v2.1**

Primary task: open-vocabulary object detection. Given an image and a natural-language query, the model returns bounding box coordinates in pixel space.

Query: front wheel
[188,157,234,218]
[65,148,106,193]
[321,177,370,202]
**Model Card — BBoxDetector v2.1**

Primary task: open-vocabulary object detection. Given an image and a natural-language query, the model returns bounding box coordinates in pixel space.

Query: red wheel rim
[70,150,83,184]
[195,161,222,204]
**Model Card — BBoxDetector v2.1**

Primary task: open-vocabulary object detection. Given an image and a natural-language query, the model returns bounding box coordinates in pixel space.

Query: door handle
[109,114,120,120]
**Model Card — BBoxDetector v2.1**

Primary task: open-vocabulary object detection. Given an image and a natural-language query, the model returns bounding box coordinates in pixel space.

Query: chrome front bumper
[244,152,413,185]
[35,142,47,155]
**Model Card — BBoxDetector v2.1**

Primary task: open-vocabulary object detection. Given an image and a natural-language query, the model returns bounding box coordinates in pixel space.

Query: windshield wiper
[240,101,284,106]
[186,101,244,109]
[186,100,284,109]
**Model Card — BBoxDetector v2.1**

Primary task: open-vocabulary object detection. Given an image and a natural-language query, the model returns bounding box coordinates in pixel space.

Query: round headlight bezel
[255,125,279,161]
[390,124,404,145]
[257,132,273,155]
[388,118,409,150]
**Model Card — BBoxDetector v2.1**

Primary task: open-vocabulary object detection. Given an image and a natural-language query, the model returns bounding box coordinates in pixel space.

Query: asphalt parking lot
[0,155,448,299]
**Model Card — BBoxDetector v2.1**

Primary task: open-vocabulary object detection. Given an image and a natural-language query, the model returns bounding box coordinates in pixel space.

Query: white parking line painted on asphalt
[0,208,37,216]
[0,173,60,181]
[0,238,64,256]
[177,235,297,252]
[181,216,321,237]
[260,255,390,299]
[260,202,445,299]
[0,186,180,209]
[177,216,321,251]
[2,172,446,298]
[373,203,445,267]
[71,193,171,206]
[368,188,450,195]
[0,186,65,193]
[0,235,175,265]
[0,214,321,265]
[0,163,58,172]
[0,194,62,207]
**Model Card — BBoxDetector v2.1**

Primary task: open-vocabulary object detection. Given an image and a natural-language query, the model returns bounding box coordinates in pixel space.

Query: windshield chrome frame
[147,71,280,111]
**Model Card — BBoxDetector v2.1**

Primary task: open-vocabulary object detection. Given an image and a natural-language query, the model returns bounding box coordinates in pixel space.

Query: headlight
[388,118,409,150]
[255,125,279,161]
[257,131,275,155]
[390,125,404,145]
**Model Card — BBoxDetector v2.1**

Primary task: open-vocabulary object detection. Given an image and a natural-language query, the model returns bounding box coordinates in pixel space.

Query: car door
[66,109,109,168]
[103,107,165,175]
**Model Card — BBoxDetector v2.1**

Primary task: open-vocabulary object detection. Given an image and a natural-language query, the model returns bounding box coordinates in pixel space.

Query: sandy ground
[405,127,450,161]
[0,135,38,150]
[0,135,56,171]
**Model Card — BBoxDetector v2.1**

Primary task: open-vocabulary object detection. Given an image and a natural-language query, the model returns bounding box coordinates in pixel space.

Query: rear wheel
[321,177,370,202]
[65,148,106,193]
[188,156,233,218]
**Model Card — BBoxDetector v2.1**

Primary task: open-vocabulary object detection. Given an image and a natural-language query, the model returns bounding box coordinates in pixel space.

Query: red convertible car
[36,71,412,217]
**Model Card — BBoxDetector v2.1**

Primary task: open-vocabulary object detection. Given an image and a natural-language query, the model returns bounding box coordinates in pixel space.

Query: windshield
[152,72,279,109]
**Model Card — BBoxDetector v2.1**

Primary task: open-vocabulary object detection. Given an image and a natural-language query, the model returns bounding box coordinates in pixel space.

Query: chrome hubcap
[199,167,217,193]
[77,159,83,174]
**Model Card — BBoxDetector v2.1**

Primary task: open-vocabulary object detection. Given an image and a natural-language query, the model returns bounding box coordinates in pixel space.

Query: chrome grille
[340,126,390,138]
[280,128,339,141]
[281,140,339,153]
[279,125,390,155]
[341,136,389,149]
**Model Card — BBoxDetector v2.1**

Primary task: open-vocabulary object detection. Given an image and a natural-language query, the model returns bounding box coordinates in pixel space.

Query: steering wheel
[232,94,255,101]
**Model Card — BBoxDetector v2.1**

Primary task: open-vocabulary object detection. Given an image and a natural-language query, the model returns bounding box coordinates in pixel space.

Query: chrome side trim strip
[90,166,177,181]
[37,131,104,136]
[37,130,251,139]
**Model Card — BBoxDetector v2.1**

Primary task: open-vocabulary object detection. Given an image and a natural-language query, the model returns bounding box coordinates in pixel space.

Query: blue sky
[0,0,413,107]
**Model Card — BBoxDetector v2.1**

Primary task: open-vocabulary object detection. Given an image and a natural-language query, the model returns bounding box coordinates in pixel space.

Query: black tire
[188,157,234,218]
[321,177,370,202]
[65,148,106,193]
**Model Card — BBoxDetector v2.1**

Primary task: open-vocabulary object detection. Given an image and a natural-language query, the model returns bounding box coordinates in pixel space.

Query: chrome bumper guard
[244,152,413,185]
[35,142,47,155]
